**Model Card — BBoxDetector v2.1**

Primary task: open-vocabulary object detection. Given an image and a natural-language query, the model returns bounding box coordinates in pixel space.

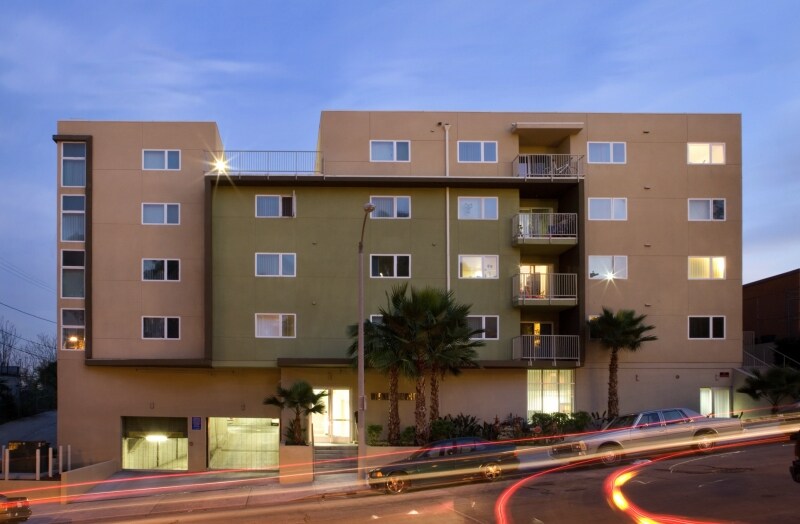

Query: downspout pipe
[443,123,452,291]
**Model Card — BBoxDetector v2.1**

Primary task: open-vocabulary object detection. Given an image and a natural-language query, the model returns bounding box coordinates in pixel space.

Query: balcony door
[519,207,552,237]
[520,264,551,297]
[312,389,352,444]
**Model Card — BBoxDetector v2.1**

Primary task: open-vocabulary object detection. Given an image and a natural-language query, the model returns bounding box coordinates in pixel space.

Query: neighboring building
[54,111,743,472]
[743,269,800,343]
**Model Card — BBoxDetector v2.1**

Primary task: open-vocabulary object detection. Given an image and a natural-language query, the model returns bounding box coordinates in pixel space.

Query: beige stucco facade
[55,111,742,471]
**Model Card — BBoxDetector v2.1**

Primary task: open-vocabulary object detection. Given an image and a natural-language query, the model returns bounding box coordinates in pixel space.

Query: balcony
[511,335,580,365]
[512,273,577,309]
[513,154,584,179]
[512,213,577,254]
[206,150,322,175]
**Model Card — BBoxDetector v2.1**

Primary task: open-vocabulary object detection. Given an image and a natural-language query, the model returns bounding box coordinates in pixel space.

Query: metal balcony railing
[512,273,577,303]
[511,335,580,364]
[206,150,322,175]
[513,154,584,179]
[513,213,577,240]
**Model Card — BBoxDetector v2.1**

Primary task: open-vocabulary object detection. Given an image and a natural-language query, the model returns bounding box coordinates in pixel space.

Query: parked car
[368,437,519,494]
[0,494,31,523]
[549,407,744,466]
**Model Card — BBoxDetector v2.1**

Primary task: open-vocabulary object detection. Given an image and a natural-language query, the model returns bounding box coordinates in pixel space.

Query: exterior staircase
[313,445,358,475]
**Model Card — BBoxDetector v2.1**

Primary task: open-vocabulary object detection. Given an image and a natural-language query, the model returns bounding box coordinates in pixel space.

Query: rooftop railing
[207,150,322,175]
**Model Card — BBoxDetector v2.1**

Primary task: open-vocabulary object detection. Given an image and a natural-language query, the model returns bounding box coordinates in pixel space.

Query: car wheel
[694,431,716,452]
[599,444,623,466]
[482,462,502,482]
[385,472,408,494]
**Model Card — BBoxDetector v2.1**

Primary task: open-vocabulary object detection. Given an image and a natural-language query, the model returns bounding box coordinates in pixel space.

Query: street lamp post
[357,202,375,481]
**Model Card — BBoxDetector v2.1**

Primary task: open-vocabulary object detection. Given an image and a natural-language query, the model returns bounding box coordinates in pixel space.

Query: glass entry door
[312,389,352,444]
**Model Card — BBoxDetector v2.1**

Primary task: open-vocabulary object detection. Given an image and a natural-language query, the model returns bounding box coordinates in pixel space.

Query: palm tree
[264,380,327,445]
[737,367,800,414]
[589,307,657,418]
[425,296,483,425]
[347,318,414,445]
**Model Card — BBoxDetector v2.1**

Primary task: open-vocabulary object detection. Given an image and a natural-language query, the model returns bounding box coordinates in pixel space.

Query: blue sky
[1,0,799,343]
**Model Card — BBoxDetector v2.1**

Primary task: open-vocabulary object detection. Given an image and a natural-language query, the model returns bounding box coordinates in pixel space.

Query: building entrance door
[312,389,352,444]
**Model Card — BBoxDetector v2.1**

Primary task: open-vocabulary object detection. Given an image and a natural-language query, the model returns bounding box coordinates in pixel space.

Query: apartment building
[54,111,742,472]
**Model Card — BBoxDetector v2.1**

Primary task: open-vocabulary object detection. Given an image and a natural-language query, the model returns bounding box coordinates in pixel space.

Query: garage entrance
[207,417,280,470]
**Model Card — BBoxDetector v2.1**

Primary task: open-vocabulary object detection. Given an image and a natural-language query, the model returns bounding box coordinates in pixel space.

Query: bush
[430,417,455,441]
[367,424,383,445]
[449,413,482,437]
[399,426,416,446]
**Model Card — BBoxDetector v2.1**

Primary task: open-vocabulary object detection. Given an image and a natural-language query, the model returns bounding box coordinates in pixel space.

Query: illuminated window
[370,140,410,162]
[689,316,725,339]
[61,250,85,299]
[256,195,294,217]
[700,387,731,418]
[61,309,85,350]
[588,198,627,220]
[62,142,86,187]
[143,317,180,339]
[588,255,628,279]
[587,142,626,164]
[459,255,498,279]
[256,253,296,277]
[688,256,725,279]
[458,141,497,163]
[688,199,725,221]
[527,369,574,415]
[466,316,499,339]
[458,197,498,220]
[370,196,410,218]
[370,255,410,278]
[142,259,180,281]
[143,203,180,225]
[255,313,296,338]
[143,150,180,170]
[61,195,85,242]
[687,143,725,164]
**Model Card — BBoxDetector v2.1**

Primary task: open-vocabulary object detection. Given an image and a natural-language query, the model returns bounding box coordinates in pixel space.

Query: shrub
[430,417,455,441]
[449,413,482,437]
[367,424,383,445]
[399,426,416,446]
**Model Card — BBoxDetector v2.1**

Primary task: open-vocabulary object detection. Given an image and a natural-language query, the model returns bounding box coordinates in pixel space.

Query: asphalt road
[25,437,798,523]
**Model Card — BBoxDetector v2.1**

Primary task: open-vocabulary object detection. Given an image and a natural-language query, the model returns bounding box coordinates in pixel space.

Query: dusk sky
[1,0,799,343]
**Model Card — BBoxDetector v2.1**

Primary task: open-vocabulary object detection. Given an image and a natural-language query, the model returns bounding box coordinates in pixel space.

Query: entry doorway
[312,389,352,444]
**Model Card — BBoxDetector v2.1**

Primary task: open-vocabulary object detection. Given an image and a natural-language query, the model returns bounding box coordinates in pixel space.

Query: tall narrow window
[61,195,85,242]
[61,250,85,299]
[62,309,85,350]
[256,195,294,217]
[62,142,86,187]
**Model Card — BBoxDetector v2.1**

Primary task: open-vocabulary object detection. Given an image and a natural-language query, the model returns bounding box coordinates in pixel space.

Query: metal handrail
[207,150,322,174]
[512,273,577,302]
[511,335,580,365]
[513,154,584,179]
[513,213,577,240]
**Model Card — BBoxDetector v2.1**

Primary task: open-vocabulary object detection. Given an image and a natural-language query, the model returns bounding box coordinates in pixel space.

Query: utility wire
[0,300,56,324]
[0,328,55,362]
[0,257,55,293]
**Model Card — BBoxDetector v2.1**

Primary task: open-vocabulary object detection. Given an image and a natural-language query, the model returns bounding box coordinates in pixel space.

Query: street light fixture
[357,202,375,482]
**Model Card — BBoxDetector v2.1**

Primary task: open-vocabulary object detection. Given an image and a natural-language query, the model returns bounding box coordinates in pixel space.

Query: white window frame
[61,308,85,350]
[370,196,411,219]
[142,316,181,340]
[61,195,85,243]
[467,315,499,340]
[142,149,181,171]
[588,255,628,280]
[688,198,726,221]
[458,255,499,279]
[587,141,626,164]
[457,196,498,220]
[370,254,411,278]
[60,249,85,299]
[457,141,498,163]
[688,316,726,340]
[142,203,180,225]
[370,140,411,162]
[61,142,86,188]
[369,314,384,325]
[688,256,726,280]
[588,198,628,220]
[142,258,181,282]
[687,143,725,165]
[255,253,296,277]
[255,195,295,218]
[255,313,296,338]
[527,369,575,415]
